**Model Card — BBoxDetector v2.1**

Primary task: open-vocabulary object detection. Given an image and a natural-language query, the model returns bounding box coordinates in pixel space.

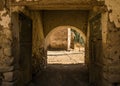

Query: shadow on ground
[29,63,89,86]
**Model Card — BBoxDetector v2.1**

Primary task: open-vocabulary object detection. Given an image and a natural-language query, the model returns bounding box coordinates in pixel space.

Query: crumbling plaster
[105,0,120,28]
[0,9,10,28]
[0,8,13,67]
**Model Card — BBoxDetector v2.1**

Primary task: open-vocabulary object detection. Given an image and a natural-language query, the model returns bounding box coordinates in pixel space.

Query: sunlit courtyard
[47,49,85,64]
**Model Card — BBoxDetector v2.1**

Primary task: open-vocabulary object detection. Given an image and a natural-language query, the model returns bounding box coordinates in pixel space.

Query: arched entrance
[45,26,86,64]
[9,4,106,85]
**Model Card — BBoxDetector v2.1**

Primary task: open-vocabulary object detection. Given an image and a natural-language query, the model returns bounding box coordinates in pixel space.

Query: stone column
[67,28,71,51]
[0,4,17,86]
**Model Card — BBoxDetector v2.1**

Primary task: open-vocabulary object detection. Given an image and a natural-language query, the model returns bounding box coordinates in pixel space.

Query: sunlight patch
[47,50,85,64]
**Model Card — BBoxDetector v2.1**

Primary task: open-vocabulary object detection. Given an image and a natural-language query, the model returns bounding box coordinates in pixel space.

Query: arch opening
[45,26,86,65]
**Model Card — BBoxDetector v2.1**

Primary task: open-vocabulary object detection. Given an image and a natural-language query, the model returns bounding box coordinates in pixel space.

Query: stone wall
[48,27,68,50]
[0,1,17,85]
[102,21,120,86]
[102,0,120,85]
[88,1,120,85]
[10,9,47,85]
[0,6,47,85]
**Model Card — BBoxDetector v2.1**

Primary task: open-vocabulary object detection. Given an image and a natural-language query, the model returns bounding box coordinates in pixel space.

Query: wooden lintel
[10,0,104,10]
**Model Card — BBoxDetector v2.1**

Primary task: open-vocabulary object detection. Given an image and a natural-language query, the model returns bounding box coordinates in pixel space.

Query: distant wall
[48,27,68,50]
[43,10,88,37]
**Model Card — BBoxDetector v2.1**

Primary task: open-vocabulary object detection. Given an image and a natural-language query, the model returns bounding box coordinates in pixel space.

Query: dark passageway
[30,64,88,86]
[1,1,119,86]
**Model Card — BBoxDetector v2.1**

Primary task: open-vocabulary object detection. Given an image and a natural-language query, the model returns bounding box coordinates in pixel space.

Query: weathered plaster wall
[43,10,88,37]
[105,0,120,28]
[88,1,120,85]
[48,27,68,50]
[31,11,47,74]
[102,21,120,86]
[101,0,120,85]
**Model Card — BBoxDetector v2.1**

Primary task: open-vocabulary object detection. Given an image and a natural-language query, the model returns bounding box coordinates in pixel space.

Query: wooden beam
[28,4,93,10]
[10,0,104,10]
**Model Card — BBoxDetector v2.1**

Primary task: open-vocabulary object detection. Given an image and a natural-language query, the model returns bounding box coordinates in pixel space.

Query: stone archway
[1,0,120,86]
[45,25,86,64]
[45,26,86,50]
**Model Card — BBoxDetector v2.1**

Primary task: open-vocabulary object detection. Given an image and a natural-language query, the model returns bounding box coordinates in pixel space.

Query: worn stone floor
[30,64,89,86]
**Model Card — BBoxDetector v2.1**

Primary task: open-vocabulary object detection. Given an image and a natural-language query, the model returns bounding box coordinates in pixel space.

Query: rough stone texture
[3,71,17,82]
[101,0,120,85]
[102,21,120,85]
[10,8,47,85]
[0,9,11,28]
[0,9,13,67]
[88,1,120,85]
[0,3,11,67]
[1,81,17,86]
[0,1,17,85]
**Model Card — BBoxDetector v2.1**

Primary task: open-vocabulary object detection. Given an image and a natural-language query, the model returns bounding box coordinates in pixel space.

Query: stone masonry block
[1,81,17,86]
[3,47,12,57]
[3,71,16,82]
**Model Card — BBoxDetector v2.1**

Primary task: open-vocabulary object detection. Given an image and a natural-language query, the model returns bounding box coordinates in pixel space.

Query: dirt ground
[30,64,88,86]
[47,50,85,64]
[29,50,88,86]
